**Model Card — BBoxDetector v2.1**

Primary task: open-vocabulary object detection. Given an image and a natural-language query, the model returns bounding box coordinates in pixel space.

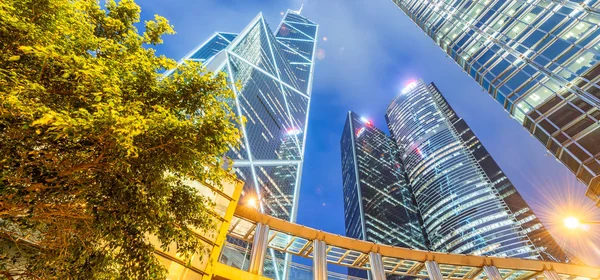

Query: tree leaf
[0,0,241,279]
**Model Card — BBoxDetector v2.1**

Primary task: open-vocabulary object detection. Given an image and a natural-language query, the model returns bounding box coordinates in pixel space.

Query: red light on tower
[365,120,372,126]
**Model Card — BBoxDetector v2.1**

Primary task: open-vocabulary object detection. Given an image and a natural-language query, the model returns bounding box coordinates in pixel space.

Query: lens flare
[316,48,326,60]
[247,197,258,209]
[564,217,580,229]
[527,174,600,265]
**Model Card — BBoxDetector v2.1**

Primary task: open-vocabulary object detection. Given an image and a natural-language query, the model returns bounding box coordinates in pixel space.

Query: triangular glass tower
[167,10,317,224]
[165,10,317,279]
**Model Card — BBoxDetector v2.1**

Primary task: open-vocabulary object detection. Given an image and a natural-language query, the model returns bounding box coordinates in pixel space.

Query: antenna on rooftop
[291,2,304,14]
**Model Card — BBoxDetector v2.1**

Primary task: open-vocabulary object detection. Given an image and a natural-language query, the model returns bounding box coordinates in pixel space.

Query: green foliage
[0,0,241,279]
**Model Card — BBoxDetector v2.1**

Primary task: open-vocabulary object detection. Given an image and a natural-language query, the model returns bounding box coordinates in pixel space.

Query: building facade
[341,111,428,278]
[428,83,569,262]
[341,111,427,249]
[166,9,317,279]
[386,80,567,260]
[391,0,600,206]
[167,10,317,222]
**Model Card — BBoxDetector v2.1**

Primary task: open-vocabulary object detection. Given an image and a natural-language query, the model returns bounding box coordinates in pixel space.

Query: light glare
[286,128,301,135]
[564,217,581,229]
[360,117,372,126]
[402,81,418,94]
[247,197,258,209]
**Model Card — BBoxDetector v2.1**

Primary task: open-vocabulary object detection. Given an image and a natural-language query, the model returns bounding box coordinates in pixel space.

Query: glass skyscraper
[166,9,317,279]
[341,111,428,249]
[427,83,569,262]
[167,10,318,222]
[341,111,427,278]
[391,0,600,206]
[386,80,568,260]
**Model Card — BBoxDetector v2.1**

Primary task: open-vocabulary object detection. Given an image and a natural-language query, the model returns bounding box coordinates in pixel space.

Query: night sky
[136,0,600,265]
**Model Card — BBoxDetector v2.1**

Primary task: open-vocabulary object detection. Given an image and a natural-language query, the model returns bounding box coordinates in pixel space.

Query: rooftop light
[402,81,418,94]
[286,128,301,135]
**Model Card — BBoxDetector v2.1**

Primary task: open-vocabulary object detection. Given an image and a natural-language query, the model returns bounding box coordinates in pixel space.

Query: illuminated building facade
[151,176,244,279]
[341,111,427,277]
[167,9,317,222]
[391,0,600,206]
[428,83,570,262]
[386,80,568,260]
[166,9,317,279]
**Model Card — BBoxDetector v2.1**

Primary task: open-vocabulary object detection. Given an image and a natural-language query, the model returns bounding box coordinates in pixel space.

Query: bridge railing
[224,205,600,280]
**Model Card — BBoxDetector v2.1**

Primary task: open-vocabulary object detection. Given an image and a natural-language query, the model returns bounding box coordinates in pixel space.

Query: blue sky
[136,0,600,264]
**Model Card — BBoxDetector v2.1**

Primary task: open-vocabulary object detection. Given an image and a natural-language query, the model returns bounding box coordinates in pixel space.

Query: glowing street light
[247,196,259,209]
[563,216,599,230]
[563,217,580,229]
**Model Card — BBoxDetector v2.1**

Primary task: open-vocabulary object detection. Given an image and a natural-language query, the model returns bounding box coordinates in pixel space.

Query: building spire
[291,3,304,14]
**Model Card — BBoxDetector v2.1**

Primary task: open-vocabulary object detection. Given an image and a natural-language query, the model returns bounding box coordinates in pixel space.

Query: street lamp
[563,216,600,230]
[563,217,580,229]
[246,196,259,209]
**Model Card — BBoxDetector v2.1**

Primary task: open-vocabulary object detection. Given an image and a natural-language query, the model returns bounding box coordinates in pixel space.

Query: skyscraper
[167,9,318,222]
[391,0,600,206]
[341,111,427,249]
[341,111,428,278]
[386,80,568,260]
[427,83,569,262]
[166,9,317,279]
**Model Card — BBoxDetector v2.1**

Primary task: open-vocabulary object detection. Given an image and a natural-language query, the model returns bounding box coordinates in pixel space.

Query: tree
[0,0,241,278]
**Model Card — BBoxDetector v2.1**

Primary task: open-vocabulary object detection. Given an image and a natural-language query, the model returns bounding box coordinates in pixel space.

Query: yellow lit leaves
[1,0,240,278]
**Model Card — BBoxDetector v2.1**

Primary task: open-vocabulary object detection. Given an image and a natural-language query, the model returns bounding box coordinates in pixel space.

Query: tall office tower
[386,80,566,260]
[340,111,427,249]
[341,111,428,278]
[166,9,317,279]
[391,0,600,206]
[429,83,569,262]
[167,9,317,222]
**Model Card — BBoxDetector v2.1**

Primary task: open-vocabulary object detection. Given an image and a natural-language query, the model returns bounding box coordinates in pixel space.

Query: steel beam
[313,240,328,280]
[425,260,444,280]
[249,223,270,275]
[483,265,503,280]
[543,270,562,280]
[369,252,387,280]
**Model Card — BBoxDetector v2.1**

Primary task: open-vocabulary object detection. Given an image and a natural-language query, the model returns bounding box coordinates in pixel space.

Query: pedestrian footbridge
[215,206,599,280]
[153,179,600,280]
